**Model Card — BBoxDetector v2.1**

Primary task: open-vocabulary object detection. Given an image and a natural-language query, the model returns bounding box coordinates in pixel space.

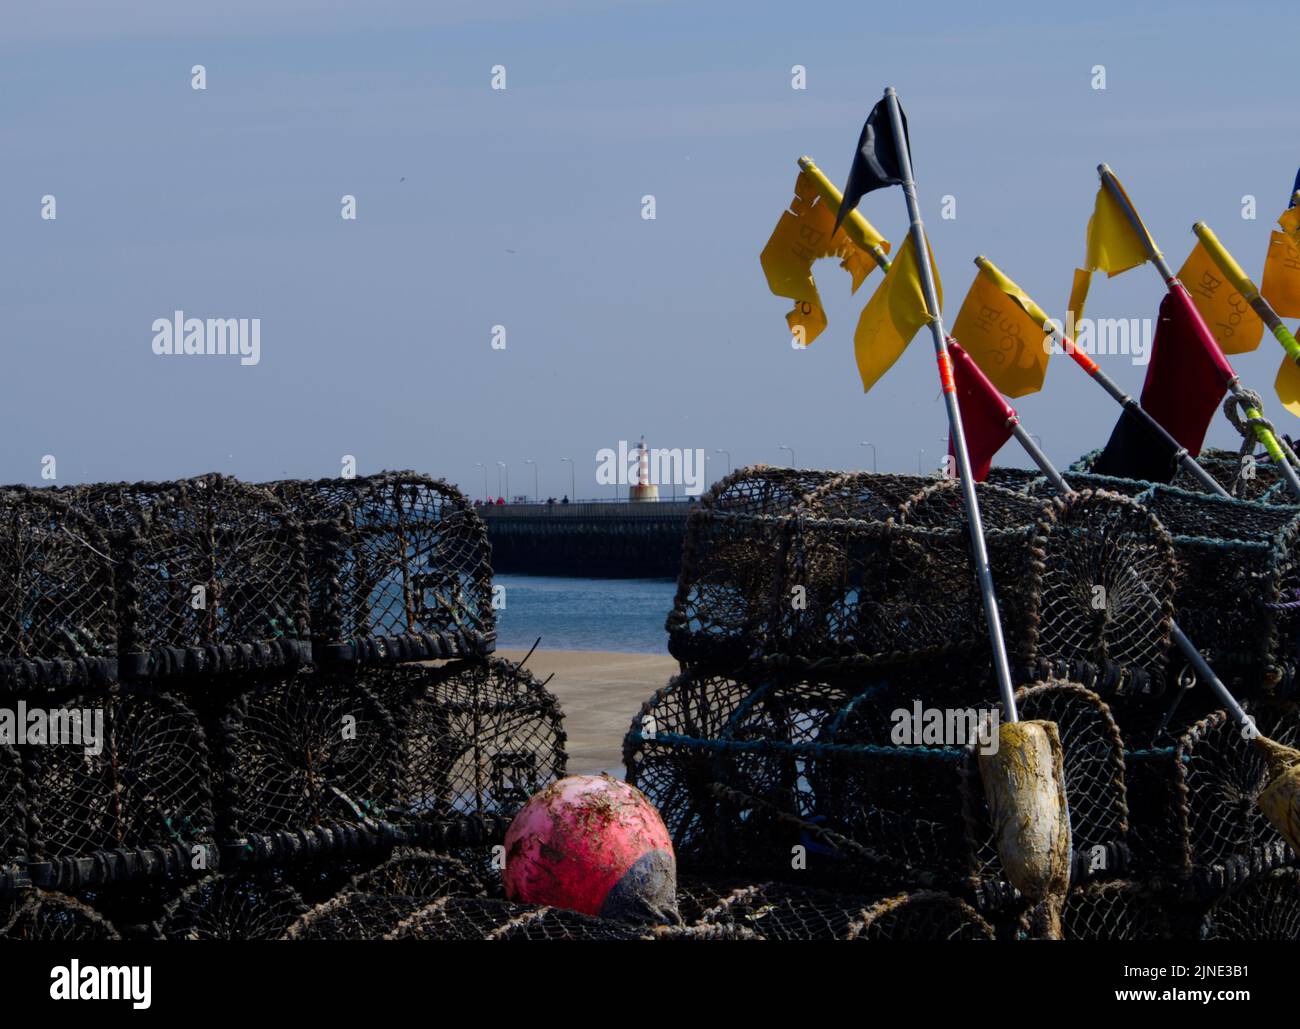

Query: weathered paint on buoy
[978,719,1071,907]
[504,775,679,925]
[1256,735,1300,853]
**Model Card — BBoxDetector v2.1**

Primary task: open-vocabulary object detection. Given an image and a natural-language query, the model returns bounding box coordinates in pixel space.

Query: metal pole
[973,255,1231,499]
[884,86,1018,721]
[561,457,575,501]
[716,449,731,476]
[1008,409,1255,734]
[1098,165,1300,501]
[779,444,795,468]
[860,441,877,472]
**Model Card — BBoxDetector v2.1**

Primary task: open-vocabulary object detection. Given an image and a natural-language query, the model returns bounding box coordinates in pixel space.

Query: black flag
[832,97,911,236]
[1091,407,1180,484]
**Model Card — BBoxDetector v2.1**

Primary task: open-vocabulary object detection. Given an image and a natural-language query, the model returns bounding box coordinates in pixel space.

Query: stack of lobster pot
[0,471,567,941]
[1036,448,1300,938]
[624,462,1300,939]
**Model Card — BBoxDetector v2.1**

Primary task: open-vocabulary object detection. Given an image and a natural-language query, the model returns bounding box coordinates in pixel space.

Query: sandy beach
[497,648,680,777]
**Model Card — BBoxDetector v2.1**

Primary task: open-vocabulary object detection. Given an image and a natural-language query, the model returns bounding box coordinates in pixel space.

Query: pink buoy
[504,775,679,924]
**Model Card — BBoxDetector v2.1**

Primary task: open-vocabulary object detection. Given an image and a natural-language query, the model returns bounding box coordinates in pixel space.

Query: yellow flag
[1262,229,1300,319]
[852,234,942,392]
[1280,203,1300,251]
[1067,268,1093,327]
[1070,178,1154,325]
[760,171,889,347]
[1276,355,1300,418]
[1086,180,1153,276]
[1176,240,1263,354]
[951,269,1048,397]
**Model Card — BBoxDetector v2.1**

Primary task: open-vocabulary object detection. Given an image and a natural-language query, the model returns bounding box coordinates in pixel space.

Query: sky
[3,0,1298,499]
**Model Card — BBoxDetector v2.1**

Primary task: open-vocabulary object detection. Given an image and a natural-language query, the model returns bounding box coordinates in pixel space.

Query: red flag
[947,340,1016,481]
[1138,286,1236,455]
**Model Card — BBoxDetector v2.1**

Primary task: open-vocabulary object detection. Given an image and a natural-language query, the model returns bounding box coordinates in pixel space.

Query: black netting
[625,659,1127,897]
[1027,490,1176,687]
[1,890,121,940]
[0,489,117,688]
[214,671,401,839]
[1126,704,1298,883]
[156,871,307,940]
[1056,879,1174,940]
[0,743,25,863]
[1136,485,1300,697]
[54,475,311,680]
[268,472,493,665]
[365,659,567,827]
[24,689,213,863]
[1200,867,1300,939]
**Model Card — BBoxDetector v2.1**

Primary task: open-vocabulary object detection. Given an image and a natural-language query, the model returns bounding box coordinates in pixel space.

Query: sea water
[493,575,676,653]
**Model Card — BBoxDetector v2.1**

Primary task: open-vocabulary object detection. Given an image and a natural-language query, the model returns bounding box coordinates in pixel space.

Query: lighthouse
[629,436,660,502]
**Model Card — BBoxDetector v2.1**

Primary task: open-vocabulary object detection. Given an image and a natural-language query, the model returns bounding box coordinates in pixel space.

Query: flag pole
[1097,164,1300,501]
[973,256,1232,499]
[884,87,1018,722]
[796,157,893,271]
[986,383,1300,853]
[1194,219,1300,366]
[1193,218,1300,446]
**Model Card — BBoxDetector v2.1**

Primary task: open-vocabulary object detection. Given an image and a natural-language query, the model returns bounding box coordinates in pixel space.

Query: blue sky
[3,0,1297,496]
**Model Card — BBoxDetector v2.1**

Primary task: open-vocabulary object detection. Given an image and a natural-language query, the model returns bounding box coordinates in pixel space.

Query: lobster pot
[1199,867,1300,940]
[18,687,215,892]
[623,659,1129,900]
[0,743,25,871]
[1043,879,1181,941]
[56,476,311,681]
[1138,484,1300,697]
[269,472,494,665]
[982,466,1045,494]
[1069,446,1292,503]
[1022,489,1177,695]
[1125,703,1299,886]
[781,478,1039,664]
[209,668,401,849]
[666,467,887,667]
[0,490,117,690]
[1173,447,1294,503]
[208,660,563,852]
[674,878,994,941]
[362,659,567,835]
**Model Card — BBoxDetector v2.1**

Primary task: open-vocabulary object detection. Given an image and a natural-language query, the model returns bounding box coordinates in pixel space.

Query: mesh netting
[1054,879,1174,940]
[54,475,311,680]
[0,489,117,688]
[1200,867,1300,939]
[384,896,650,940]
[625,659,1128,896]
[1,890,121,940]
[282,848,486,939]
[24,689,213,864]
[1133,484,1300,697]
[1070,446,1292,503]
[156,871,307,940]
[365,659,567,827]
[0,743,25,864]
[269,472,494,665]
[675,878,994,940]
[1026,489,1176,688]
[213,671,401,839]
[1126,704,1298,884]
